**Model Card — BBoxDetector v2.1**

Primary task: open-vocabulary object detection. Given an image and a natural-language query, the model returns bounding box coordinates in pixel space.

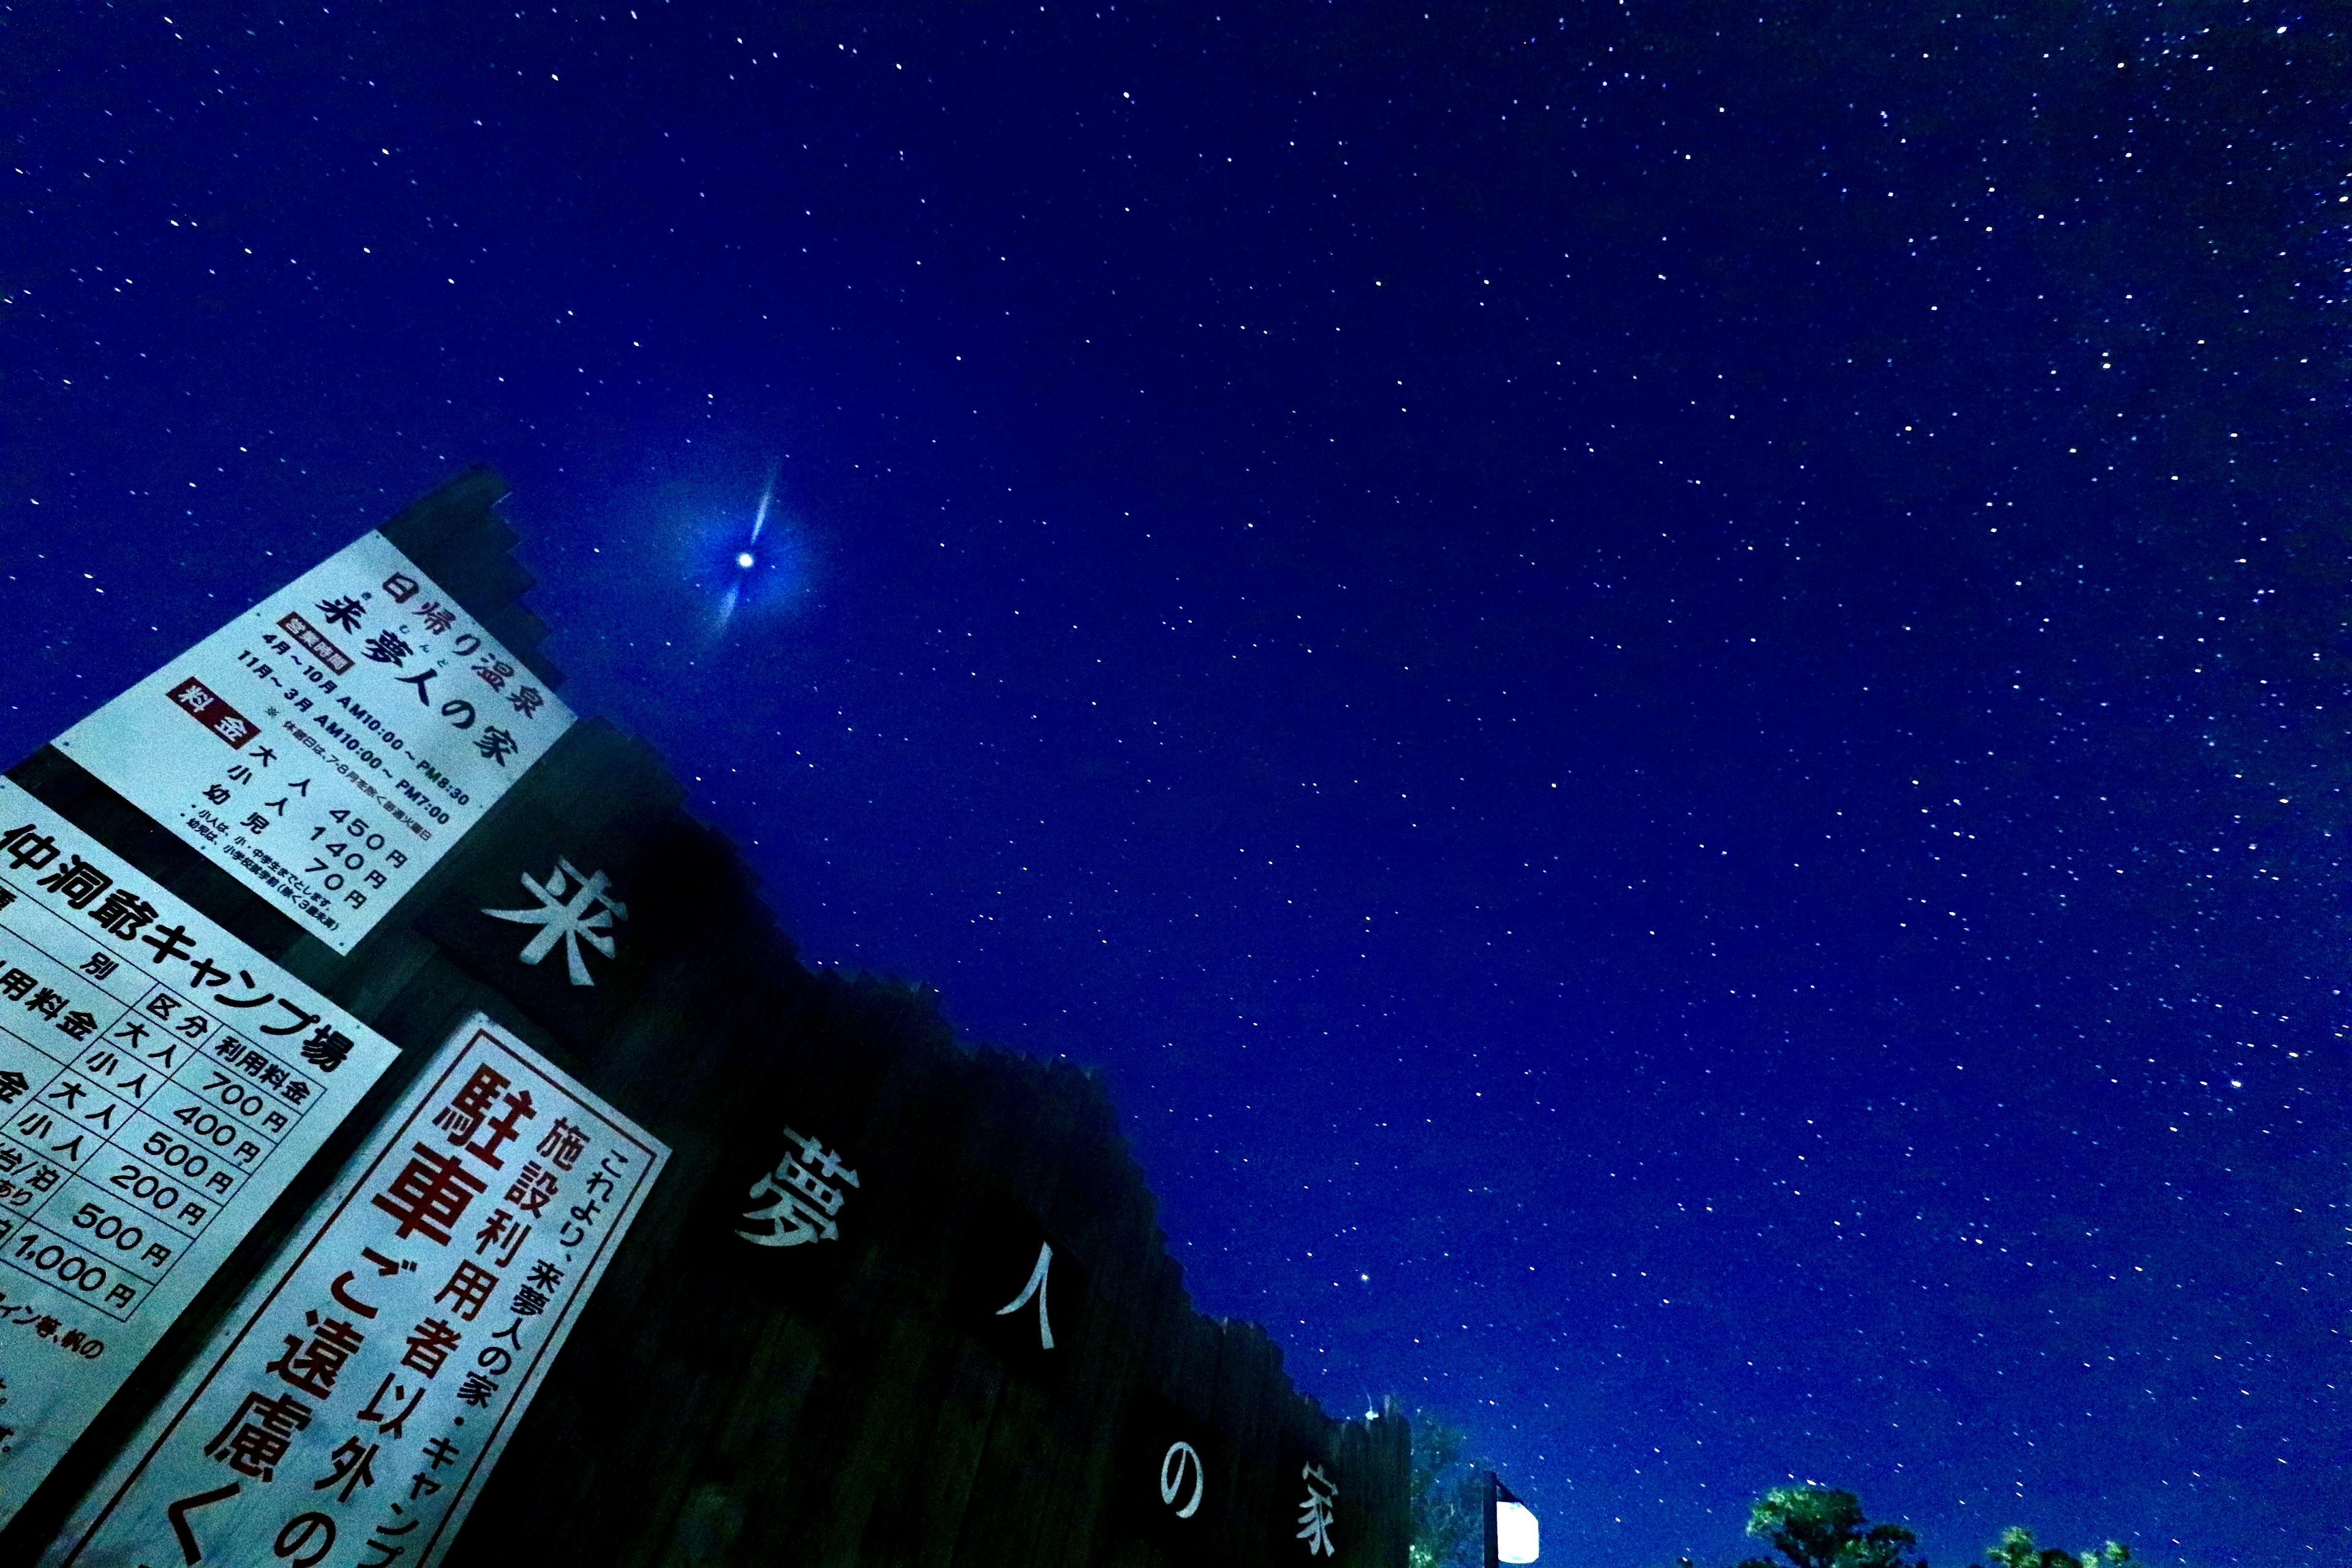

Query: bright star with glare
[736,551,756,570]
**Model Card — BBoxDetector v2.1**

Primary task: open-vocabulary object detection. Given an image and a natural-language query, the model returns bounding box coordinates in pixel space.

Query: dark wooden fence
[1,469,1411,1568]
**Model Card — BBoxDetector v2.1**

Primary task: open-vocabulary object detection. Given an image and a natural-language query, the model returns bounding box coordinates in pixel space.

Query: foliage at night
[1406,1408,1485,1568]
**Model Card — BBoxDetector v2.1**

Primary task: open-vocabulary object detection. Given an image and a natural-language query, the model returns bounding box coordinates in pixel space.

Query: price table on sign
[0,782,396,1532]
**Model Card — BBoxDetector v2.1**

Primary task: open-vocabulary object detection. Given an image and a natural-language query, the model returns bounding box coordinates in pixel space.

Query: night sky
[4,4,2346,1563]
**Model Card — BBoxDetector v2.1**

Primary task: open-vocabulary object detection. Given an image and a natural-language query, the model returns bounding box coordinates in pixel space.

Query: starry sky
[3,3,2346,1564]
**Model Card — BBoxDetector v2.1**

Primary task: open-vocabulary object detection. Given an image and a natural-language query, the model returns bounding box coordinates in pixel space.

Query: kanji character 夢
[482,861,625,987]
[87,888,157,938]
[535,1117,589,1171]
[508,1285,547,1316]
[35,855,112,910]
[203,1389,313,1481]
[432,1260,499,1322]
[0,824,61,872]
[314,595,366,631]
[265,1308,368,1400]
[362,631,412,666]
[504,1161,559,1216]
[400,1317,462,1379]
[736,1128,861,1250]
[370,1144,487,1246]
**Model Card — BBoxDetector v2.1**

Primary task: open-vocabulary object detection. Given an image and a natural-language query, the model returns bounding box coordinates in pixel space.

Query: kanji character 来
[314,595,367,631]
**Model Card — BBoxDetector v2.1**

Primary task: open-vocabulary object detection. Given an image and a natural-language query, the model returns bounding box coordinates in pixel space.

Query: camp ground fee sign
[47,1013,666,1568]
[58,531,575,954]
[0,782,398,1530]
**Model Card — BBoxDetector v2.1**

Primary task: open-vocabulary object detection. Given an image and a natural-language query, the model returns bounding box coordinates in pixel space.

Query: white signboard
[48,1013,667,1568]
[0,781,398,1529]
[58,532,575,954]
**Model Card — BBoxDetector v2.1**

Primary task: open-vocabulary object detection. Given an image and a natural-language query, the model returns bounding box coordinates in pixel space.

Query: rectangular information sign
[0,781,398,1530]
[47,1013,667,1568]
[57,532,575,953]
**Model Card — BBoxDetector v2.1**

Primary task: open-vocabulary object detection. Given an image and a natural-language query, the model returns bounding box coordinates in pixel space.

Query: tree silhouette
[1733,1487,1927,1568]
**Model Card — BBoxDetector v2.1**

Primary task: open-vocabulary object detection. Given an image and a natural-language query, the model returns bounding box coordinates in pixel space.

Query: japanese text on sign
[47,1013,666,1568]
[0,782,395,1532]
[58,531,575,953]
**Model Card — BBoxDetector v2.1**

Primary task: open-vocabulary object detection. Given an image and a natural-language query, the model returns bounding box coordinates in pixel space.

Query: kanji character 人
[400,1316,462,1379]
[203,1389,313,1480]
[87,888,158,938]
[35,855,112,910]
[371,1145,486,1245]
[393,669,435,705]
[432,1260,500,1322]
[483,862,625,987]
[265,1308,368,1400]
[312,1435,380,1501]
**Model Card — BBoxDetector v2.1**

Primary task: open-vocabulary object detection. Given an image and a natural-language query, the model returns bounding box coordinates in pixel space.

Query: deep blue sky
[4,3,2346,1563]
